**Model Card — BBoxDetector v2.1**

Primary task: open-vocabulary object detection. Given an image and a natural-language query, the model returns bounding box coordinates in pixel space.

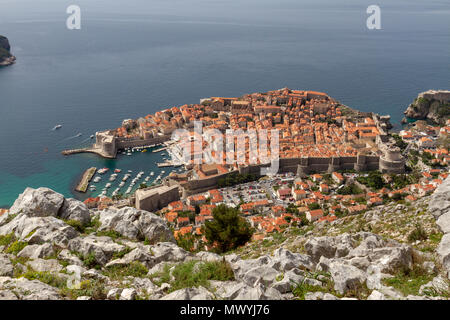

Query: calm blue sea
[0,0,449,207]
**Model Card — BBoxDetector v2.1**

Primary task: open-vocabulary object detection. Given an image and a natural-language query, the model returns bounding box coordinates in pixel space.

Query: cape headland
[63,88,405,183]
[0,35,16,67]
[402,90,450,126]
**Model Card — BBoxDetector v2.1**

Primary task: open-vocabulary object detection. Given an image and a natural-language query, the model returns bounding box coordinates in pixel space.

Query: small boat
[98,168,109,174]
[114,169,122,173]
[90,135,95,139]
[150,172,154,176]
[142,149,147,153]
[52,125,62,130]
[75,133,82,137]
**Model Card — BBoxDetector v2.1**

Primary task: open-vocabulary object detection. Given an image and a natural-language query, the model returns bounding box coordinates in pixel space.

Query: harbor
[76,143,186,200]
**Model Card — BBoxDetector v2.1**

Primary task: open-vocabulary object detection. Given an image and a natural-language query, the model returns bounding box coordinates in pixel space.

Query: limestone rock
[106,247,156,269]
[58,249,84,266]
[160,287,214,300]
[329,261,367,295]
[0,290,18,300]
[151,242,192,263]
[120,288,137,300]
[305,292,323,300]
[195,251,222,262]
[436,212,450,234]
[98,207,175,243]
[323,293,339,300]
[8,187,64,218]
[271,247,315,271]
[436,233,450,277]
[107,288,122,300]
[17,243,55,260]
[269,279,292,294]
[241,266,278,287]
[419,275,450,296]
[428,176,450,220]
[26,258,62,273]
[0,276,62,300]
[367,290,386,300]
[0,254,13,277]
[67,235,125,266]
[0,215,78,247]
[304,237,337,263]
[59,198,91,226]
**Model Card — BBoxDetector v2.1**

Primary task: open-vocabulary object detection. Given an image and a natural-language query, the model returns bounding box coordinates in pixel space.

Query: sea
[0,0,449,207]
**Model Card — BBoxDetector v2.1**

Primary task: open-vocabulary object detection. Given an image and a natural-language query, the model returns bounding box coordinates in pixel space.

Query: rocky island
[0,35,16,67]
[403,90,450,126]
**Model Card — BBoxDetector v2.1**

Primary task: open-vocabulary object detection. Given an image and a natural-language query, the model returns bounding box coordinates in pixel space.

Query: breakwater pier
[75,167,97,193]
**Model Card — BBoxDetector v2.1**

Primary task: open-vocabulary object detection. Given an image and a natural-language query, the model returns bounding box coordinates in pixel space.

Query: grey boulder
[59,198,91,226]
[8,187,64,218]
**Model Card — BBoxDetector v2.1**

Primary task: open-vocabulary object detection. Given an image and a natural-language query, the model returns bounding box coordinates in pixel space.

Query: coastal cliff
[0,35,16,67]
[403,90,450,125]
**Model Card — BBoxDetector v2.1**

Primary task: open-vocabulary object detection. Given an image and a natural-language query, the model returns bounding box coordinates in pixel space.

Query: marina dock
[75,167,97,193]
[153,147,168,153]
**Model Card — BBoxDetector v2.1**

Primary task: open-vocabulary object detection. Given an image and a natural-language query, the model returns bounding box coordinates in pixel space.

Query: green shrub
[0,233,16,247]
[112,247,132,260]
[82,252,101,270]
[170,260,234,292]
[21,270,67,289]
[5,240,27,255]
[337,183,364,195]
[149,259,234,292]
[103,261,148,280]
[203,204,254,253]
[176,233,197,252]
[408,225,428,242]
[65,220,85,233]
[96,230,122,239]
[61,279,107,300]
[308,203,321,210]
[383,265,433,296]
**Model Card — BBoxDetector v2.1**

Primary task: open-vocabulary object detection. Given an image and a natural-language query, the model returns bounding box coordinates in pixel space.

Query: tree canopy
[203,204,254,253]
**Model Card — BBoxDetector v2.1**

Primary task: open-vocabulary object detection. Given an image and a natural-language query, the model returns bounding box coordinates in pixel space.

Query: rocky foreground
[0,179,449,300]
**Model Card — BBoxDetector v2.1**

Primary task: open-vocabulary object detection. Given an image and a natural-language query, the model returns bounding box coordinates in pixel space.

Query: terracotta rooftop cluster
[111,88,383,164]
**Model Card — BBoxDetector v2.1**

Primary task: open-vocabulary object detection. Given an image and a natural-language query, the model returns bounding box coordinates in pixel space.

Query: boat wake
[60,133,83,142]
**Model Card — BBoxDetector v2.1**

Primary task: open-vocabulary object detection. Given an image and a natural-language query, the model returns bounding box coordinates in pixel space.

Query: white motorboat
[93,177,101,183]
[98,168,109,174]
